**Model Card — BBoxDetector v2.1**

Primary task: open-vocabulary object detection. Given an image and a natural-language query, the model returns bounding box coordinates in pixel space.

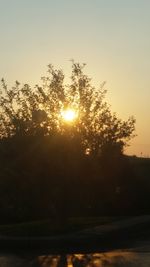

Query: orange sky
[0,0,149,156]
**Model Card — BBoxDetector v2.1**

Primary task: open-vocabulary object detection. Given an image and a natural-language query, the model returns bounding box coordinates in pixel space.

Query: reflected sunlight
[37,251,139,267]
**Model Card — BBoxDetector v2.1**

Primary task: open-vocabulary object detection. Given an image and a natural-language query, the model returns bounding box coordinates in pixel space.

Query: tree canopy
[0,62,141,223]
[0,62,135,157]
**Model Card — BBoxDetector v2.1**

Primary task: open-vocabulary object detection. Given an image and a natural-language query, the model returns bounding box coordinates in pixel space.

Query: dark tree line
[0,62,146,224]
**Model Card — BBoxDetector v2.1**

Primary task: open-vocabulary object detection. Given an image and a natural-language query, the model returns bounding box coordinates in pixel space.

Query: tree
[0,62,136,221]
[0,62,135,157]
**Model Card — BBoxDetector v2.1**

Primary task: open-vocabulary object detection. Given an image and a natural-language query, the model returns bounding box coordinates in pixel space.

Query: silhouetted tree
[0,62,135,156]
[0,62,137,222]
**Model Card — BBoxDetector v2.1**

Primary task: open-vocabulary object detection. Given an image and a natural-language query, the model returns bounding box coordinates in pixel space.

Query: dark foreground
[1,216,150,266]
[1,216,150,254]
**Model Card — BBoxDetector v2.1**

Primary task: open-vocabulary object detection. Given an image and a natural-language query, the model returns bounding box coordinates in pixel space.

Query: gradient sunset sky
[0,0,150,156]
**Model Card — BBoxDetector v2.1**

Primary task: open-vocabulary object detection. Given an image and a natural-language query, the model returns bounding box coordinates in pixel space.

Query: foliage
[0,62,137,223]
[0,62,135,156]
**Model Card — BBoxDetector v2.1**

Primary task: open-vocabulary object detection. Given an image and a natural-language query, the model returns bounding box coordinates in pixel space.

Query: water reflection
[0,250,150,267]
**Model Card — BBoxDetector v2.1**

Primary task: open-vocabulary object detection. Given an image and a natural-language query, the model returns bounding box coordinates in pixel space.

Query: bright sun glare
[61,109,77,122]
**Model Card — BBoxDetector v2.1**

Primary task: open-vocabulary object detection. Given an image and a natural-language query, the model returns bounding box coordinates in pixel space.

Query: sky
[0,0,150,156]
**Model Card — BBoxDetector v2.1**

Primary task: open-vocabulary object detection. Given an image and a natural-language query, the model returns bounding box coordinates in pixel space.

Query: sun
[61,108,78,122]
